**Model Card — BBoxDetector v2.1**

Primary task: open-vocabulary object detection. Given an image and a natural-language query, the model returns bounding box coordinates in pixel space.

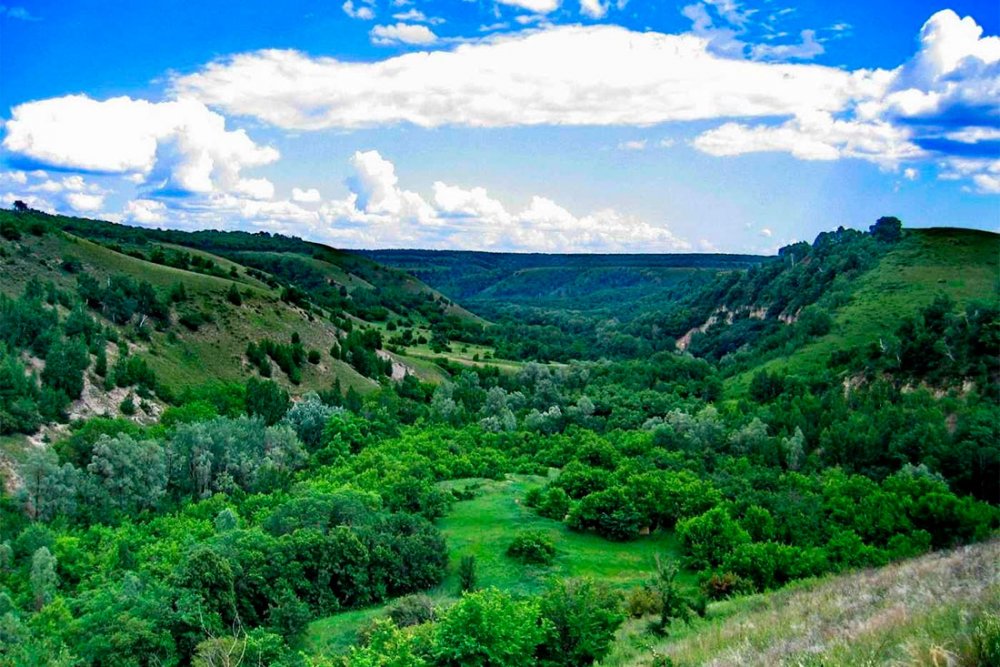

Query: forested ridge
[0,207,997,666]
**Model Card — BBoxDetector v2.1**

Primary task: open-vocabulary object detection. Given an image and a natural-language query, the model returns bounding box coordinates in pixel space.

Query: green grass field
[301,474,686,659]
[726,228,1000,396]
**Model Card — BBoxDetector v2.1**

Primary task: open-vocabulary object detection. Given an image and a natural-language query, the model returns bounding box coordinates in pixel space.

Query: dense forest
[0,208,996,666]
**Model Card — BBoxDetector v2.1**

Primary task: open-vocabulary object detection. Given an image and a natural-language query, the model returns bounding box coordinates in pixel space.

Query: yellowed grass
[603,540,999,666]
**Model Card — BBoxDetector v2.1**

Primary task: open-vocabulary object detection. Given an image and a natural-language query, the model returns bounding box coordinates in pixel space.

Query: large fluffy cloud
[690,10,999,184]
[2,95,279,194]
[172,25,872,130]
[106,150,689,252]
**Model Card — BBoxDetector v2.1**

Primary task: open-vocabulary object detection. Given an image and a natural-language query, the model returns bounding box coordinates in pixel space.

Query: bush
[973,613,1000,667]
[506,530,556,565]
[676,507,750,570]
[432,588,544,667]
[625,586,661,618]
[537,487,571,521]
[700,571,751,600]
[537,578,625,666]
[458,554,476,593]
[567,487,643,541]
[387,594,436,628]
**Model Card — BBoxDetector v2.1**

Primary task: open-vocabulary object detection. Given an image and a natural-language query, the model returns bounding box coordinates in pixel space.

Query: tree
[84,434,167,518]
[226,284,243,306]
[432,588,545,667]
[537,578,625,666]
[13,200,29,213]
[41,337,90,400]
[567,487,643,541]
[784,426,805,471]
[651,555,694,636]
[282,392,337,449]
[245,378,289,426]
[870,216,903,243]
[17,448,79,521]
[676,507,750,569]
[30,546,58,611]
[458,554,477,593]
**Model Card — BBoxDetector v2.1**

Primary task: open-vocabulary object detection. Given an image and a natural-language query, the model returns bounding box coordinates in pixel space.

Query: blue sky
[0,0,997,253]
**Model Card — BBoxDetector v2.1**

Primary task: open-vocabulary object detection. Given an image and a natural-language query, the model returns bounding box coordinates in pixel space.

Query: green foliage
[651,556,695,636]
[245,378,290,425]
[225,283,243,306]
[506,530,556,565]
[432,588,546,667]
[458,554,477,593]
[536,578,624,666]
[676,508,750,570]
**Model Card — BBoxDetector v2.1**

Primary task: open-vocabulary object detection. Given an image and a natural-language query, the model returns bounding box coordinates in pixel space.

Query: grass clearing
[301,474,687,659]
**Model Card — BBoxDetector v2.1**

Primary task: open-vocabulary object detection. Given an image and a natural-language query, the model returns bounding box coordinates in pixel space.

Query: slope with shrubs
[727,226,999,393]
[605,539,999,667]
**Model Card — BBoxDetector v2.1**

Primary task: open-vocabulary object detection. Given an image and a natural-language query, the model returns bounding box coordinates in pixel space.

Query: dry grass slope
[605,539,999,666]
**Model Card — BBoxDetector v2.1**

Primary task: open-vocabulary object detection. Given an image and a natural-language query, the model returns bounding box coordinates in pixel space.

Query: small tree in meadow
[458,554,477,593]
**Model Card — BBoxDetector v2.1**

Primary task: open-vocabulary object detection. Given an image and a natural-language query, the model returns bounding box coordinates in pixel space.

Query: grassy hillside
[726,227,999,395]
[0,222,379,395]
[605,539,999,666]
[0,210,506,399]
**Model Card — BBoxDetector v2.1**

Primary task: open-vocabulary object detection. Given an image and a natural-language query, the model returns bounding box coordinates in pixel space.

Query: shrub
[700,571,751,600]
[387,594,436,628]
[537,487,571,521]
[625,586,661,618]
[676,507,750,570]
[1,220,21,241]
[506,530,556,565]
[973,613,1000,667]
[537,578,625,666]
[458,554,476,593]
[432,588,544,667]
[567,487,643,541]
[307,349,321,365]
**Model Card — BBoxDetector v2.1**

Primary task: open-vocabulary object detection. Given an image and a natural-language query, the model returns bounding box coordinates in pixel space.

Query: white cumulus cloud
[342,0,375,20]
[292,187,322,203]
[172,25,866,131]
[498,0,560,14]
[370,23,438,46]
[580,0,609,19]
[95,151,689,252]
[2,95,279,195]
[124,199,168,225]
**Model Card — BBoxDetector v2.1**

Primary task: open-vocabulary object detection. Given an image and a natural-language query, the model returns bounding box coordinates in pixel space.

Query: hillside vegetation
[0,208,995,667]
[607,539,999,666]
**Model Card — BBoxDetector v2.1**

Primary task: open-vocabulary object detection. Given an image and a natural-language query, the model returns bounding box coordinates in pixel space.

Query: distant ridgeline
[361,248,766,314]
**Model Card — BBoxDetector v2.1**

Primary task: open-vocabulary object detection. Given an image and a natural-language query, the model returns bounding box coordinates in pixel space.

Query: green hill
[726,227,999,394]
[0,210,509,456]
